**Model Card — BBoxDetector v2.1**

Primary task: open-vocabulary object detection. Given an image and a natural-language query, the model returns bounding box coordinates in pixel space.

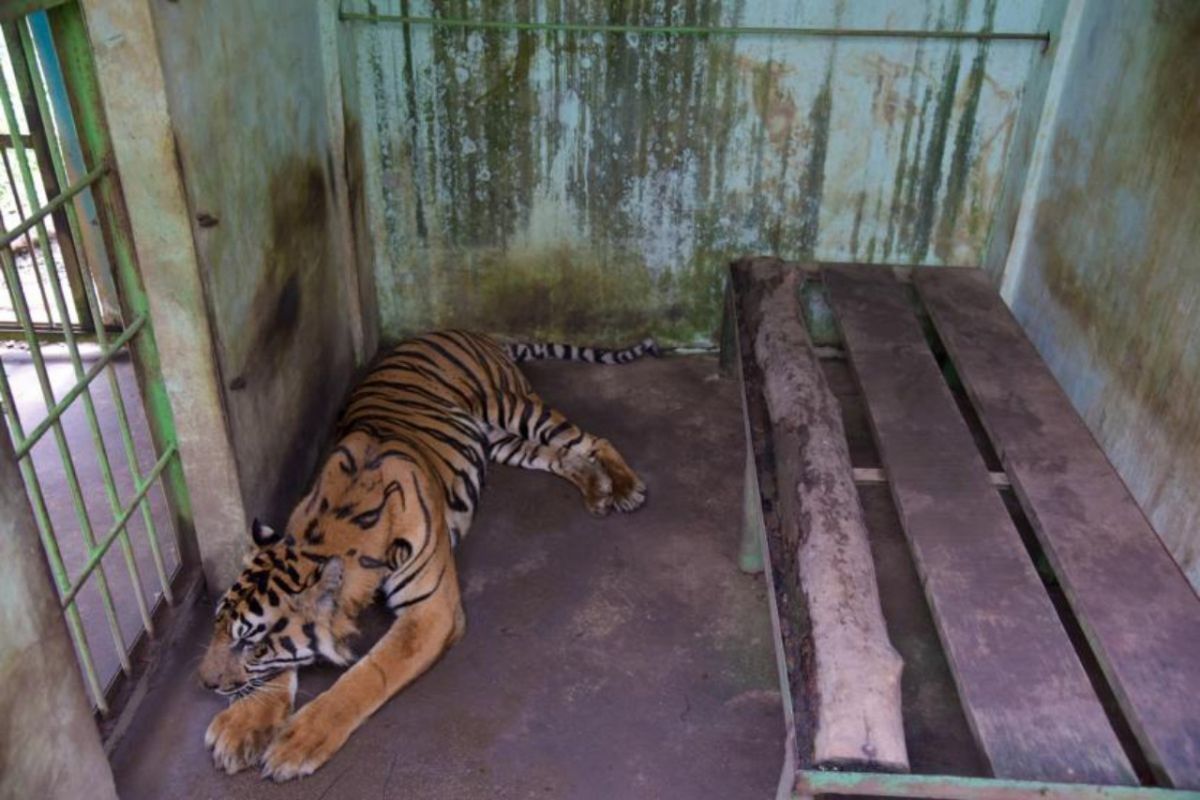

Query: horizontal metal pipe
[0,160,106,250]
[12,313,145,459]
[795,770,1192,800]
[339,13,1051,44]
[60,442,177,608]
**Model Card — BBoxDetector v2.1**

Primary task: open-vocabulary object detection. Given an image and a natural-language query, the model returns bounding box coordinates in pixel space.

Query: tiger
[198,330,657,781]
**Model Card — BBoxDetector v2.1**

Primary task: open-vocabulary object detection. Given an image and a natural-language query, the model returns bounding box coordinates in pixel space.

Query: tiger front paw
[591,439,646,513]
[261,697,356,782]
[205,678,295,774]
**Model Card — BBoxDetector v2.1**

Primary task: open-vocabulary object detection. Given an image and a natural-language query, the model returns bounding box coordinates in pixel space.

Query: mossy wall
[343,0,1047,346]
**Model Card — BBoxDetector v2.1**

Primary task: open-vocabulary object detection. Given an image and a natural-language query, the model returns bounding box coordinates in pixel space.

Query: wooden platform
[730,258,1200,797]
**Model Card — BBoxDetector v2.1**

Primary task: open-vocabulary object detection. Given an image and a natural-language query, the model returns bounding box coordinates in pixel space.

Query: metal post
[741,448,765,573]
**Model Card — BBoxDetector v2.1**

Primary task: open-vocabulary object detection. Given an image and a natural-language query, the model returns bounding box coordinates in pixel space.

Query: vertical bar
[48,1,199,574]
[0,46,156,642]
[0,346,107,711]
[17,16,172,605]
[29,9,118,327]
[0,61,146,676]
[0,149,55,325]
[2,19,90,330]
[740,448,764,573]
[0,243,130,674]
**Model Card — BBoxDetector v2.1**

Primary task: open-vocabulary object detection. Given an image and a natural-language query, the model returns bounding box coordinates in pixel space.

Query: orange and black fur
[198,330,656,780]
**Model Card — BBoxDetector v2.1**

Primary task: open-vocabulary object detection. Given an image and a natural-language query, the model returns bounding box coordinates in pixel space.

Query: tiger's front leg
[261,556,463,781]
[205,670,297,774]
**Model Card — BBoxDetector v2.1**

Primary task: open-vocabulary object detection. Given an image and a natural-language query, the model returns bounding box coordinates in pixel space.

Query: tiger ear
[251,517,283,548]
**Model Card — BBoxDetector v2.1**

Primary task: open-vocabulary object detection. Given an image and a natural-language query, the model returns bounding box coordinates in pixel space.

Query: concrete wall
[83,0,246,592]
[0,432,117,799]
[150,0,361,587]
[345,0,1050,346]
[1001,0,1200,587]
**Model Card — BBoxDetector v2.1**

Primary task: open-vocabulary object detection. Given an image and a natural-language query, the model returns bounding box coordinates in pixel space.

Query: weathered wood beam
[734,256,908,772]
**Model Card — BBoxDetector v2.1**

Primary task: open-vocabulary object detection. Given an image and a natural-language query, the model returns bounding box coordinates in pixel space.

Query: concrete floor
[2,342,179,701]
[111,355,786,800]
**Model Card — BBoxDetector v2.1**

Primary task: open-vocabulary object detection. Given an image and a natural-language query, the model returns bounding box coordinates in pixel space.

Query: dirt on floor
[109,355,785,800]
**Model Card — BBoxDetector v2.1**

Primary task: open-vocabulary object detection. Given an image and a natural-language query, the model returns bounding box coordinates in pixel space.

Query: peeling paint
[349,0,1044,344]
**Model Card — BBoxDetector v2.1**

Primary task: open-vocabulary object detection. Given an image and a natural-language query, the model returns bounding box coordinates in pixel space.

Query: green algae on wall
[348,0,1045,345]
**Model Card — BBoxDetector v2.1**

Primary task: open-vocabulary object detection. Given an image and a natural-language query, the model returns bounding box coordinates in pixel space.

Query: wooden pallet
[729,258,1200,798]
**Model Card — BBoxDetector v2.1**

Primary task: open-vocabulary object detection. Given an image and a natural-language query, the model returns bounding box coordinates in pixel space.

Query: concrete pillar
[80,0,250,592]
[0,432,118,799]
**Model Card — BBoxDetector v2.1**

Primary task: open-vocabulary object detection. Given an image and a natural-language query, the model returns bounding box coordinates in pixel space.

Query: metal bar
[0,64,147,664]
[17,17,173,605]
[49,1,200,580]
[60,443,176,608]
[0,148,55,325]
[9,290,141,458]
[0,242,130,674]
[4,20,91,330]
[29,9,118,328]
[0,160,105,249]
[0,319,119,337]
[339,12,1052,44]
[0,346,107,711]
[795,770,1195,799]
[0,132,34,148]
[0,0,70,26]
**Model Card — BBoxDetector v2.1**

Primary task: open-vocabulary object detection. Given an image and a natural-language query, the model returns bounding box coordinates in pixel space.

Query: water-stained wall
[152,0,359,557]
[1002,0,1200,586]
[345,0,1048,345]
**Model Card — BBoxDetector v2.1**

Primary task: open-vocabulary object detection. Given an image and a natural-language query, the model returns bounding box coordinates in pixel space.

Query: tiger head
[197,519,357,698]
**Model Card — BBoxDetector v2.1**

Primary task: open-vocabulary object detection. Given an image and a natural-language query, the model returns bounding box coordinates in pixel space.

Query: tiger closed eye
[232,639,251,652]
[352,509,382,528]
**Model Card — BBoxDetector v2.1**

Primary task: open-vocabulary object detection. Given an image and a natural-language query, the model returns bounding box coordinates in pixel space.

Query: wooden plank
[823,264,1134,786]
[917,267,1200,790]
[731,258,908,772]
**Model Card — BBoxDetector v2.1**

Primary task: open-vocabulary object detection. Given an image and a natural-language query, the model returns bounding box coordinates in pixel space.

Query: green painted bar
[11,315,144,457]
[0,245,130,675]
[0,162,106,250]
[0,68,154,638]
[0,149,56,324]
[16,17,173,606]
[0,341,107,711]
[739,450,764,573]
[60,444,177,608]
[2,20,91,330]
[795,770,1200,800]
[340,13,1052,43]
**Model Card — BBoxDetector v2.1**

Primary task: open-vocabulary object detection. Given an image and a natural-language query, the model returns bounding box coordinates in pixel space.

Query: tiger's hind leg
[486,393,646,515]
[487,428,615,514]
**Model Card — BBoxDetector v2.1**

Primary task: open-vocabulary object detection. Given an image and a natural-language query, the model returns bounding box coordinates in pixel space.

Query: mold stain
[1027,1,1200,576]
[364,0,1039,343]
[795,61,834,258]
[935,0,995,261]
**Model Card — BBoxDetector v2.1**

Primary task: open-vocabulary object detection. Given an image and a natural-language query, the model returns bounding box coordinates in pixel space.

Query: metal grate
[0,2,195,716]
